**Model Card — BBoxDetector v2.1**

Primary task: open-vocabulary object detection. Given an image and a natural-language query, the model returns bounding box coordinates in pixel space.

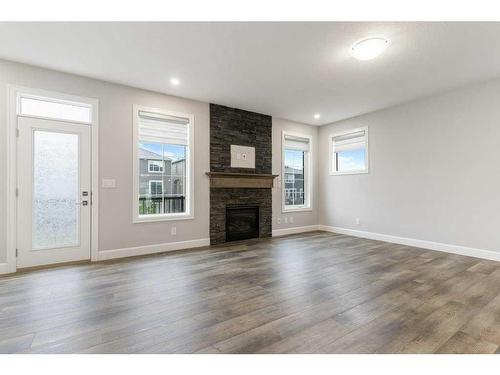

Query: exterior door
[16,116,91,268]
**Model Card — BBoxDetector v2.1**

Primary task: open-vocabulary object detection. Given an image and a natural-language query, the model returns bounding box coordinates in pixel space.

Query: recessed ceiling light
[170,77,180,86]
[314,113,321,119]
[351,37,390,61]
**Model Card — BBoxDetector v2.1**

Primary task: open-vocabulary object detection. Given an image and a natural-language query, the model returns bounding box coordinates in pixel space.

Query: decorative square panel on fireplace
[230,145,255,169]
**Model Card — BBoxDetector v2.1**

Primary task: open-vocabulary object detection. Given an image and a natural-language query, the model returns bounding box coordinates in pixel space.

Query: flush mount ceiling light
[314,113,321,119]
[350,37,390,61]
[170,77,180,86]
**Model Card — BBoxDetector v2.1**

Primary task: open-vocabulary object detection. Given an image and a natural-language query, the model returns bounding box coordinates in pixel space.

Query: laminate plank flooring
[0,231,499,353]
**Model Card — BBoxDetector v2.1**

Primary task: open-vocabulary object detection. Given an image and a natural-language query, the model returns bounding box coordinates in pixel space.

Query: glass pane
[337,148,366,172]
[33,131,79,249]
[138,142,187,216]
[20,97,91,123]
[284,149,305,207]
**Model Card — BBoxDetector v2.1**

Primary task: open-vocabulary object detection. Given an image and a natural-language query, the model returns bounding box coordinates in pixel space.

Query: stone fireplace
[209,104,276,244]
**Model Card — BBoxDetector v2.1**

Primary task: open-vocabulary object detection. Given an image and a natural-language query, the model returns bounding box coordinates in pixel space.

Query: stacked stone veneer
[209,104,272,244]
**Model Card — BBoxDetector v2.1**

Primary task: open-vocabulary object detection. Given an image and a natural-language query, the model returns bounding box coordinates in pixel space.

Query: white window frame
[329,126,369,176]
[149,180,164,195]
[281,131,312,213]
[17,94,93,124]
[148,160,164,174]
[133,104,194,223]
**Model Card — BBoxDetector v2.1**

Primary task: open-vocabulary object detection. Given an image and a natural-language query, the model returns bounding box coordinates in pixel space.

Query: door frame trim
[5,85,99,274]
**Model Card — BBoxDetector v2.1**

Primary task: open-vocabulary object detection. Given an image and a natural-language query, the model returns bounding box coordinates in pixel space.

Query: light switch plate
[102,179,116,188]
[230,145,255,169]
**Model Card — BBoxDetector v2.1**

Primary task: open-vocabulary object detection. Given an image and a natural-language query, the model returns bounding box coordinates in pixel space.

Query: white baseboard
[0,262,14,275]
[272,225,320,237]
[319,225,500,262]
[96,238,210,261]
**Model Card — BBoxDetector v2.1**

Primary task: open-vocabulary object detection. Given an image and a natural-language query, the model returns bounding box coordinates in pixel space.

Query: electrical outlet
[355,218,360,225]
[277,217,281,225]
[284,217,288,224]
[289,216,294,224]
[171,227,177,235]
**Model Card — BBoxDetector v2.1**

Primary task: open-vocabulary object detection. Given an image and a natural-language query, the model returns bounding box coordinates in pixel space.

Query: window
[330,127,369,175]
[148,160,164,173]
[149,180,163,195]
[133,106,194,222]
[19,95,92,123]
[282,132,312,211]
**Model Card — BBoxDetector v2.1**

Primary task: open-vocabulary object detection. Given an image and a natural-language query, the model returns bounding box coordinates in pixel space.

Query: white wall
[4,57,498,269]
[0,59,319,270]
[272,118,319,233]
[0,59,210,265]
[319,78,500,254]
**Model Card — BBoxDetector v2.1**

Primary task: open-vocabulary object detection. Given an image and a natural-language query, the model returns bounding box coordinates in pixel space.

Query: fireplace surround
[209,104,273,244]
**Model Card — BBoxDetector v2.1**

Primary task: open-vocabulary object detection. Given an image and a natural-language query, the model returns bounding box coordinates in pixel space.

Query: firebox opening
[225,205,260,242]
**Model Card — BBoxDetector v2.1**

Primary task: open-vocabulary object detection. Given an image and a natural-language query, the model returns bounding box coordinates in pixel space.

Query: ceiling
[1,22,500,125]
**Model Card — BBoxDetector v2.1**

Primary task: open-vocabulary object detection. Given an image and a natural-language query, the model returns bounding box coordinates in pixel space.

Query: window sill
[330,169,369,176]
[282,207,312,213]
[133,213,194,224]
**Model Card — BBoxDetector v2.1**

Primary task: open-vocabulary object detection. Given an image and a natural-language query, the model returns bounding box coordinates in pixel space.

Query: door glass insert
[32,130,79,249]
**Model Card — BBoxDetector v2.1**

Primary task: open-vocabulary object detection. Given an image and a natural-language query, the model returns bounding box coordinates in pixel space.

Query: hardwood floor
[1,231,499,354]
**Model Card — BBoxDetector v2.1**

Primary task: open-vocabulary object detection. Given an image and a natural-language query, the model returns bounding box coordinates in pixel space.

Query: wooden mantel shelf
[206,172,279,189]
